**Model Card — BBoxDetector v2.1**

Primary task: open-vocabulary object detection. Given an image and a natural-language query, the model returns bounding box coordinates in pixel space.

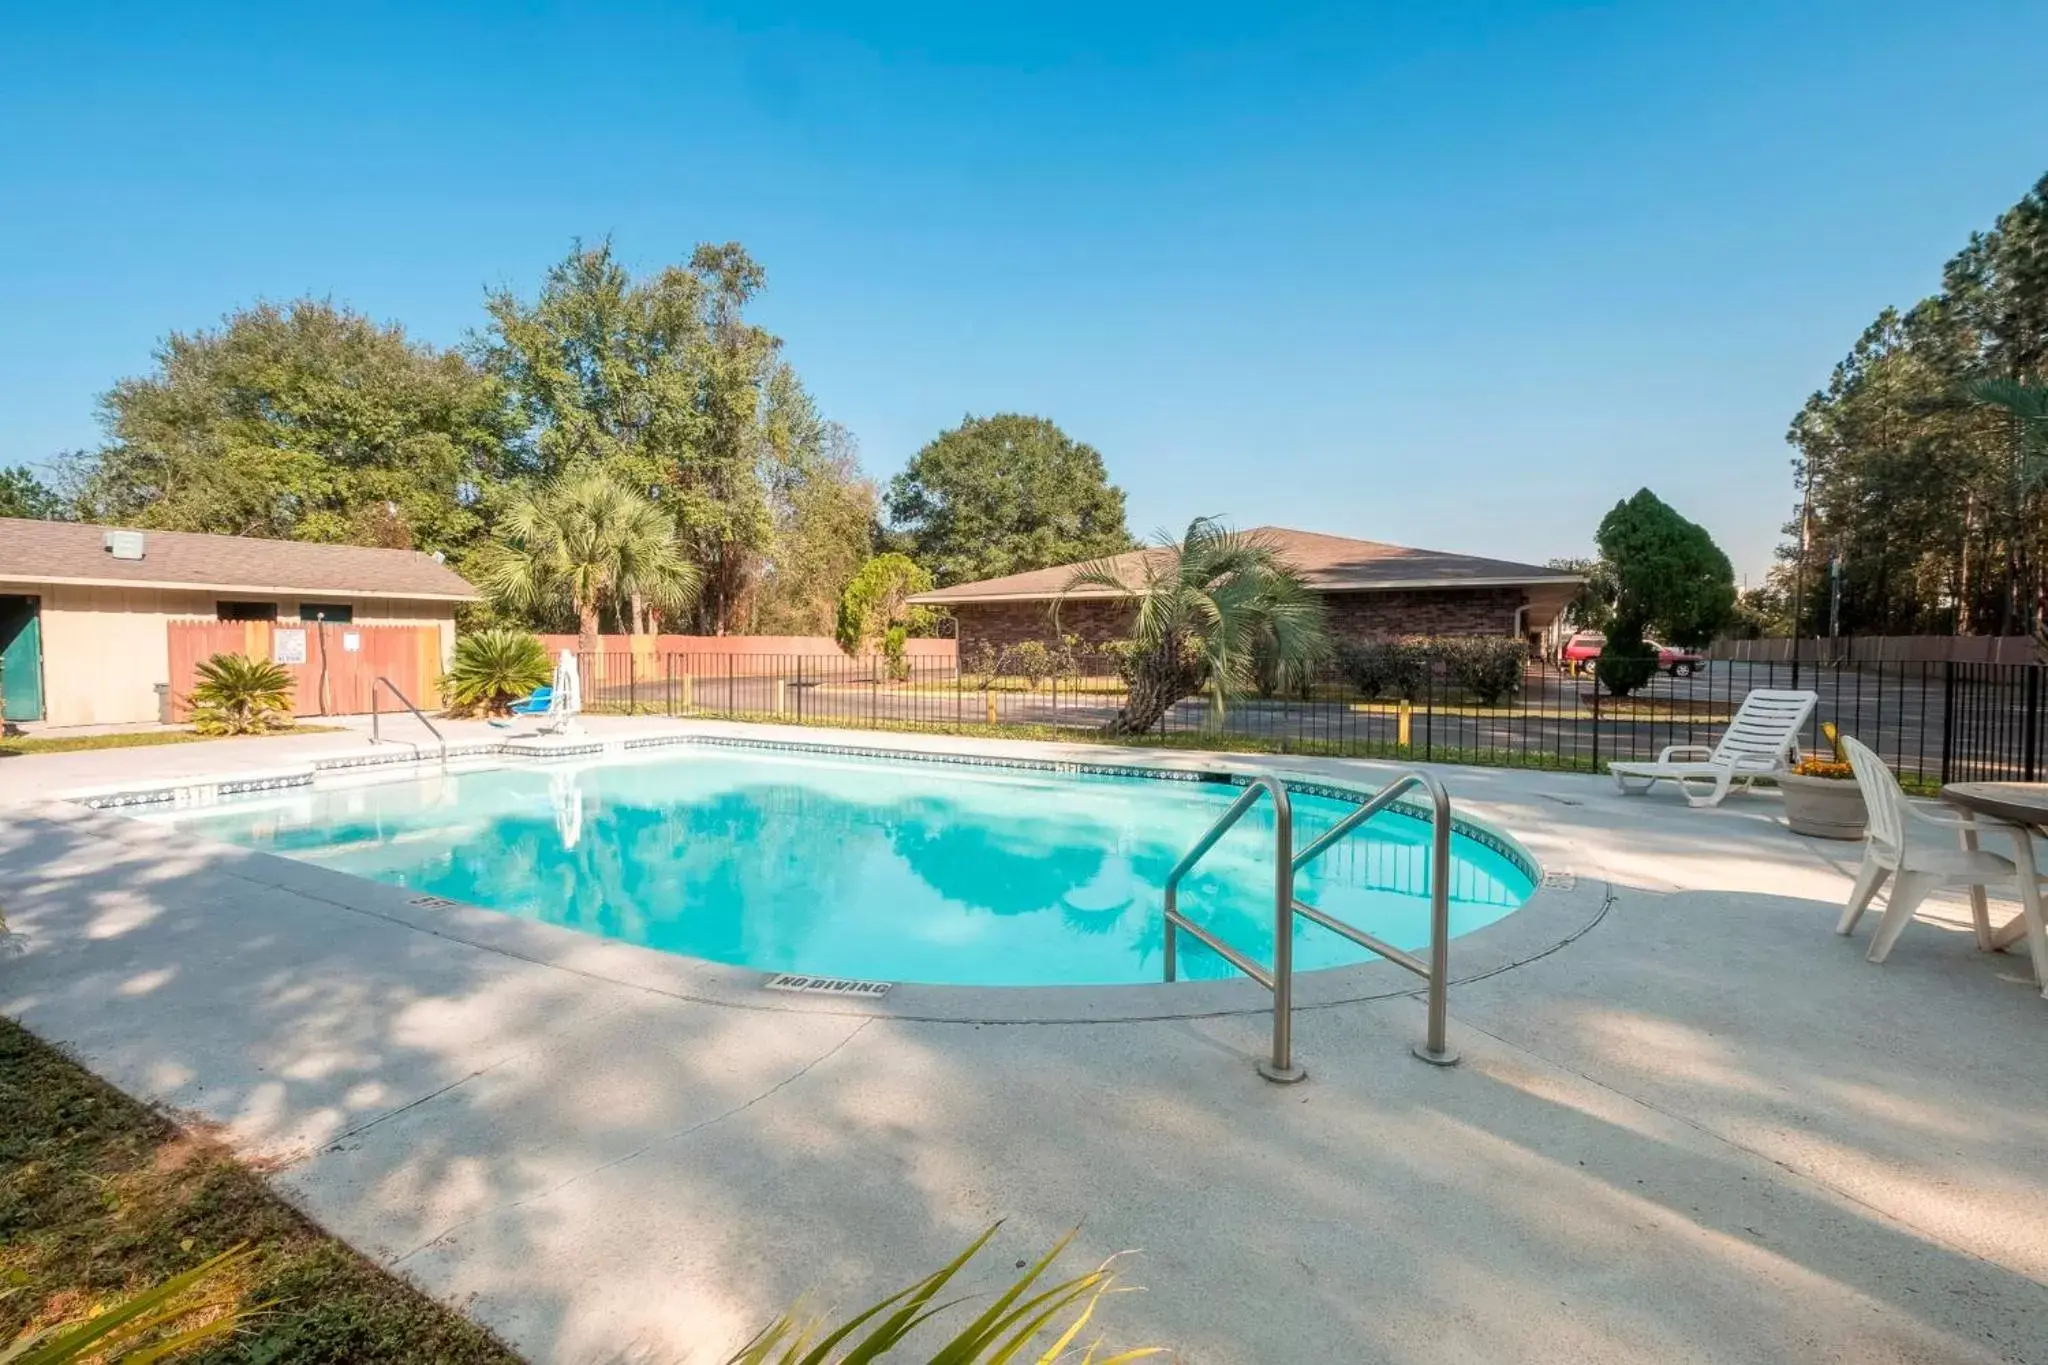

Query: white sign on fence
[272,628,307,665]
[342,631,361,653]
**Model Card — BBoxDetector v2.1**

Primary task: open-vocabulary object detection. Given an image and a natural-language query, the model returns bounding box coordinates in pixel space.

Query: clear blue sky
[4,2,2045,581]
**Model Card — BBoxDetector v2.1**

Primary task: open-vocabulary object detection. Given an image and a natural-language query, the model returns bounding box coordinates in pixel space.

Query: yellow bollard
[1397,698,1412,748]
[774,679,786,715]
[985,690,998,726]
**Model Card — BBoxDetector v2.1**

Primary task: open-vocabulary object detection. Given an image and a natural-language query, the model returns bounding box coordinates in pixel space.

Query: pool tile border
[75,728,1537,887]
[78,771,315,810]
[667,733,1540,884]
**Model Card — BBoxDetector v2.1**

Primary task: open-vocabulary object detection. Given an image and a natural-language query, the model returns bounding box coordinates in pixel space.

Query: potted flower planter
[1779,764,1867,840]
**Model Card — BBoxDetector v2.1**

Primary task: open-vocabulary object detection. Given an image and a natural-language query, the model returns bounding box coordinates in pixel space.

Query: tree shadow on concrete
[6,778,2047,1364]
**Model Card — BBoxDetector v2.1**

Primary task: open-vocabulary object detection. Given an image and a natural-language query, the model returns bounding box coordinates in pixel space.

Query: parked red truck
[1559,631,1705,677]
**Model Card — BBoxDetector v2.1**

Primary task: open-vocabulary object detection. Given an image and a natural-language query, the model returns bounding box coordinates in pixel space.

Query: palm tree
[482,470,700,657]
[1967,377,2048,489]
[1062,518,1328,735]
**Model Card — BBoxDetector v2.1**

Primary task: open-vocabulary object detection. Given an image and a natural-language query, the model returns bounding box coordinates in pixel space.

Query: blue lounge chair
[508,685,554,716]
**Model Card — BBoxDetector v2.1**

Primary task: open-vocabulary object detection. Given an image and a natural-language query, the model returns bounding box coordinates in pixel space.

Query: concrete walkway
[0,714,519,805]
[1,721,2044,1363]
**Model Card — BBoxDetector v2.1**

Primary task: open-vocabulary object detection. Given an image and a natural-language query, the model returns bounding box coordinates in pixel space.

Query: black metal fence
[573,651,2048,789]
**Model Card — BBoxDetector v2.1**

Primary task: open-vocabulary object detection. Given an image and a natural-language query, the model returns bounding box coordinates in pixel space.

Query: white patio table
[1940,781,2048,998]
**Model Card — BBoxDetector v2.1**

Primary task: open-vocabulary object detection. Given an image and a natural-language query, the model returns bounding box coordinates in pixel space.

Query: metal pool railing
[1161,768,1460,1083]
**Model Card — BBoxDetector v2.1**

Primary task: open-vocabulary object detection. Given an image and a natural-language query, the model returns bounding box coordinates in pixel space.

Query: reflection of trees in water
[432,774,873,963]
[1060,896,1133,936]
[260,766,1522,983]
[888,796,1107,917]
[588,777,872,962]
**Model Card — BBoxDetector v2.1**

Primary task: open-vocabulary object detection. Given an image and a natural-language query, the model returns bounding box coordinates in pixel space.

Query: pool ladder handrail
[1162,768,1460,1083]
[368,676,447,766]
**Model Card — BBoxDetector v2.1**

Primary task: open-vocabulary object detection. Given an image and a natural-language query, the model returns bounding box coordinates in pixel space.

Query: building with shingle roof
[0,518,477,726]
[907,526,1581,657]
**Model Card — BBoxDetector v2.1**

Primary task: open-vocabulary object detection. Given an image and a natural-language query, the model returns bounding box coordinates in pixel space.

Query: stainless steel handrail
[1161,767,1461,1082]
[1163,774,1300,1082]
[369,676,446,765]
[1292,770,1458,1067]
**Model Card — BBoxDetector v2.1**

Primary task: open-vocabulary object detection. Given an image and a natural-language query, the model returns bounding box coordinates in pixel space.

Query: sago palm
[481,469,701,656]
[443,628,554,716]
[1062,518,1328,735]
[187,653,295,735]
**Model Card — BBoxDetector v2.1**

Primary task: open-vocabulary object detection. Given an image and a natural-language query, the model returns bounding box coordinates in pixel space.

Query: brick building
[908,527,1581,657]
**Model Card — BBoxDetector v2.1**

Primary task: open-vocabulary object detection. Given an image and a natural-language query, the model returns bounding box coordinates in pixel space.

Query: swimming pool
[156,744,1535,987]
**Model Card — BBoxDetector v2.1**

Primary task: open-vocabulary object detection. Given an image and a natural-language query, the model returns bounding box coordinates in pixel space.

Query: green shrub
[1432,637,1528,704]
[444,629,553,716]
[960,642,999,687]
[1052,633,1085,681]
[960,638,1087,690]
[1335,640,1428,700]
[1254,633,1323,699]
[881,625,911,681]
[1594,631,1659,697]
[837,553,937,659]
[1596,488,1736,648]
[187,653,295,735]
[1097,638,1141,687]
[1008,640,1055,690]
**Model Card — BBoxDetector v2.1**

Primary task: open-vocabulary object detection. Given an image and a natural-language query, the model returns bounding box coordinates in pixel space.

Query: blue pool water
[159,747,1533,987]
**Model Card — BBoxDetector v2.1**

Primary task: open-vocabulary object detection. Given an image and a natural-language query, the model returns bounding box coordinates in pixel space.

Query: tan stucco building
[0,518,477,727]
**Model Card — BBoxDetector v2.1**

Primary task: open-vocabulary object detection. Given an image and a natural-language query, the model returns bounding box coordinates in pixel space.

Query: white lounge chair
[1610,688,1818,807]
[1834,735,2034,963]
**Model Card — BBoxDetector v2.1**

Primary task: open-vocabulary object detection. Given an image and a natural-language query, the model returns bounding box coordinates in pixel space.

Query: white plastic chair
[1610,689,1818,807]
[1835,736,2018,963]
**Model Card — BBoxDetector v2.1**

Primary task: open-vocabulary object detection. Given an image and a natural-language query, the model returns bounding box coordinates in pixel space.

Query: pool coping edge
[51,728,1601,1026]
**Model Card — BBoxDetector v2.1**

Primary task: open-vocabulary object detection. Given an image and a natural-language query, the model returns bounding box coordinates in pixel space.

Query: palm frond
[1059,516,1330,734]
[187,654,295,736]
[482,467,699,627]
[1966,376,2048,425]
[725,1227,1159,1365]
[2,1245,257,1365]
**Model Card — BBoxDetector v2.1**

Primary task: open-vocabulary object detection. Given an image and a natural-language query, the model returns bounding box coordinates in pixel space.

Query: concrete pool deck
[1,718,2045,1363]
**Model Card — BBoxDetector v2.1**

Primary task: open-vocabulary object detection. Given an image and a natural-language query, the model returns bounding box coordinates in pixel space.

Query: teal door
[0,597,44,722]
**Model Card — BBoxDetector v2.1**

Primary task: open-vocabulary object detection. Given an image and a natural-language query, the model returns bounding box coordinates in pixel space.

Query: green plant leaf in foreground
[728,1225,1164,1364]
[1,1245,257,1365]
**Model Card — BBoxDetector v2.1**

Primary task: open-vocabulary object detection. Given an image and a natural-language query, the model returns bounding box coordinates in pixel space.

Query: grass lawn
[0,1017,521,1364]
[0,726,343,758]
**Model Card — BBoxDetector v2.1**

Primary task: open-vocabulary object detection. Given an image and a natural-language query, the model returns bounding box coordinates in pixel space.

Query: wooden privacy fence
[1712,635,2046,665]
[166,620,446,721]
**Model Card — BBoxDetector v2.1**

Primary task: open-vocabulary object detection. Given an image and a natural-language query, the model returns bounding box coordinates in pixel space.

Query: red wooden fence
[166,620,446,721]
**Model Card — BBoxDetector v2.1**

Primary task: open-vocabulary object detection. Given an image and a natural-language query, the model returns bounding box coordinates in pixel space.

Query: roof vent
[103,530,147,561]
